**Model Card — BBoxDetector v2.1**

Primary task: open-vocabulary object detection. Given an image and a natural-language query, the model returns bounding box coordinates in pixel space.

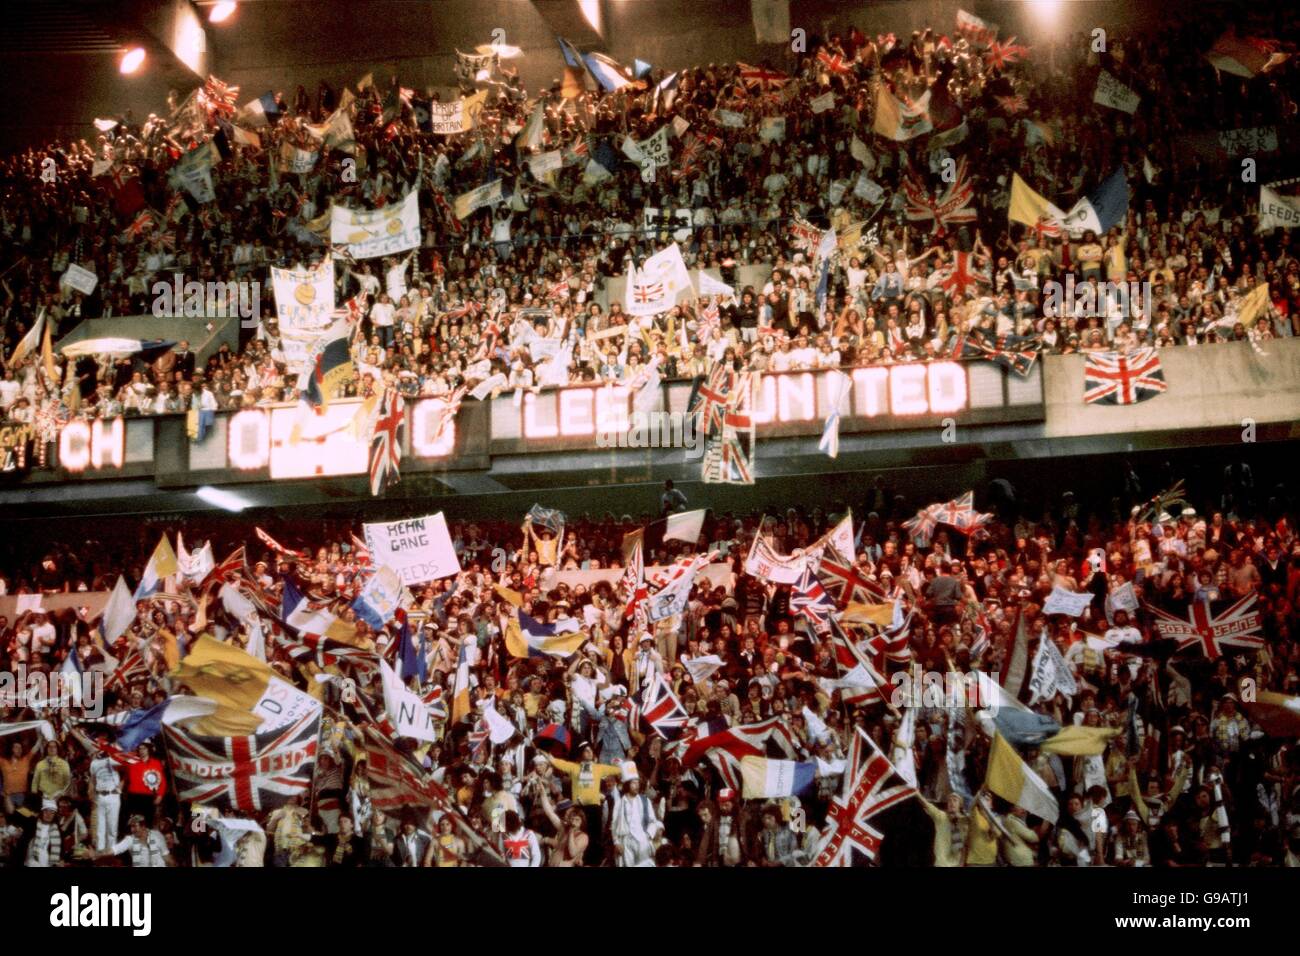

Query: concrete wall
[1042,338,1300,440]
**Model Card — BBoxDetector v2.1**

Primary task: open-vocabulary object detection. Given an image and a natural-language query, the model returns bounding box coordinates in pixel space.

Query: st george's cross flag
[1083,348,1167,405]
[1146,594,1265,660]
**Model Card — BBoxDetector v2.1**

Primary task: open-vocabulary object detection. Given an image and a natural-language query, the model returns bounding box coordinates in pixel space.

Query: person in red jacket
[119,742,167,825]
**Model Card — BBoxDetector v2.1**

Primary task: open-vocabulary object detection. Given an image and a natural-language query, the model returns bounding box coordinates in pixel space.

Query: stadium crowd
[0,13,1298,433]
[1,11,1299,868]
[0,458,1298,867]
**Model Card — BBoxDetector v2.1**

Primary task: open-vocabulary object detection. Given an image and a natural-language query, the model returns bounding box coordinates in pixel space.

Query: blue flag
[116,702,169,751]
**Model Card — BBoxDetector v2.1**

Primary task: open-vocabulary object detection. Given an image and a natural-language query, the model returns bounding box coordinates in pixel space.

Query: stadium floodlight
[119,48,145,75]
[209,1,237,23]
[195,485,252,512]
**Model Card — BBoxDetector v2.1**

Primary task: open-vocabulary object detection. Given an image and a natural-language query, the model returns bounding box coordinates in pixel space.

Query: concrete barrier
[1042,338,1300,439]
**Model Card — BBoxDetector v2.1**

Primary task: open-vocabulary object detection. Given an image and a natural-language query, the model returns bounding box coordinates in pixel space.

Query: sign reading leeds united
[363,513,460,586]
[330,191,420,260]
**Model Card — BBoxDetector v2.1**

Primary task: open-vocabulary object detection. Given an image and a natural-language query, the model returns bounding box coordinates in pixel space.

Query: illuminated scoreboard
[489,362,1044,452]
[31,363,1042,486]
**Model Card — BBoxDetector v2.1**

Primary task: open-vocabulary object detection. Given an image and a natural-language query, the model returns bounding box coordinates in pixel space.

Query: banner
[379,659,440,743]
[429,92,487,134]
[1042,586,1093,617]
[453,179,506,219]
[362,513,461,586]
[330,191,421,259]
[1093,70,1140,114]
[171,142,216,203]
[956,9,998,45]
[744,536,806,584]
[810,91,835,114]
[278,141,319,173]
[717,108,746,128]
[60,263,98,295]
[528,150,563,178]
[353,565,405,630]
[271,255,334,339]
[1027,633,1078,705]
[643,206,693,243]
[636,125,672,167]
[1259,184,1300,232]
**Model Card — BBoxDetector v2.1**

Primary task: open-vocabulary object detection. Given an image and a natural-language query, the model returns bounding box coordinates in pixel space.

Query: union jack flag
[826,619,889,708]
[633,281,664,304]
[1146,594,1264,660]
[995,94,1029,114]
[864,603,914,665]
[688,360,735,436]
[736,63,789,91]
[811,728,916,866]
[681,716,801,776]
[421,683,447,721]
[274,629,378,672]
[632,671,689,740]
[985,38,1030,71]
[954,328,1040,378]
[368,387,405,496]
[547,276,571,300]
[903,157,977,233]
[198,76,241,120]
[816,552,886,607]
[929,251,991,300]
[817,50,854,75]
[902,504,942,548]
[103,648,148,691]
[163,706,321,812]
[1084,348,1168,405]
[791,565,836,633]
[123,209,159,240]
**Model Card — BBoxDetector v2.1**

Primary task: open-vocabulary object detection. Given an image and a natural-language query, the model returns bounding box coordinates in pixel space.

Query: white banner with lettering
[61,263,98,295]
[1259,184,1300,232]
[330,191,421,260]
[272,255,334,338]
[1043,586,1094,617]
[363,512,461,586]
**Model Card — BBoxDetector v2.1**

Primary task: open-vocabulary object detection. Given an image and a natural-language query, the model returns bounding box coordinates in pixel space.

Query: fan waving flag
[163,705,321,813]
[811,727,917,866]
[791,564,836,633]
[633,671,690,740]
[1058,169,1129,237]
[903,157,976,232]
[1084,348,1167,405]
[368,387,405,496]
[1146,594,1265,660]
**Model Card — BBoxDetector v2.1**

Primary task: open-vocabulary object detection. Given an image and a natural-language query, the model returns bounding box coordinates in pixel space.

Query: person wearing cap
[610,761,663,867]
[24,799,62,867]
[1112,809,1150,867]
[631,631,664,695]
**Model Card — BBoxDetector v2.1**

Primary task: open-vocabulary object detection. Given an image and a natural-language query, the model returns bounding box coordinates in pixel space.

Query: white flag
[379,659,440,743]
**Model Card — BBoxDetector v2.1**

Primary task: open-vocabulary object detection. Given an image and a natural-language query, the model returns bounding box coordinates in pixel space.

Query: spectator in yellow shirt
[0,739,36,812]
[31,740,72,802]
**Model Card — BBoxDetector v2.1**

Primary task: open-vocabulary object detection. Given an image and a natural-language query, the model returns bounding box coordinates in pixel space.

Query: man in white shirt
[89,735,123,852]
[611,762,662,866]
[369,293,395,348]
[100,814,170,867]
